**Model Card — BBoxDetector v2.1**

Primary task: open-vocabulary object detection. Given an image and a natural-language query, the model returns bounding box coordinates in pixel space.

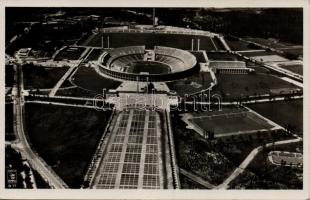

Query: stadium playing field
[82,33,217,51]
[188,109,275,137]
[126,61,171,74]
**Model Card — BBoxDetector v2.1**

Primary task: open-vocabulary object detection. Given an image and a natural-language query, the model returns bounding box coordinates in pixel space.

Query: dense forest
[6,8,303,48]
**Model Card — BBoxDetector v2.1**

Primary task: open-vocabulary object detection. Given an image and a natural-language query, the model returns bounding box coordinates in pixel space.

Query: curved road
[12,62,68,189]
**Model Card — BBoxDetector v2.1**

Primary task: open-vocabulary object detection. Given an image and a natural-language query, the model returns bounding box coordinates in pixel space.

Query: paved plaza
[93,109,164,189]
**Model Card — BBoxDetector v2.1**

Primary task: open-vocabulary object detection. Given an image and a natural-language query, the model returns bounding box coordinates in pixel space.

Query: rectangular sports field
[188,109,275,137]
[82,33,217,51]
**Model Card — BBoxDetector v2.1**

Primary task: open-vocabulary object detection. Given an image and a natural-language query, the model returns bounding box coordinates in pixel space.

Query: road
[48,47,92,97]
[48,66,77,97]
[26,100,102,109]
[11,63,68,189]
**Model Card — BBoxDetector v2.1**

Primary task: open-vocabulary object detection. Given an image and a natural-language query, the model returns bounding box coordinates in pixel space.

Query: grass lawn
[84,32,217,51]
[240,51,278,57]
[127,61,171,74]
[190,51,207,63]
[243,37,296,49]
[281,48,303,57]
[212,73,300,99]
[25,103,111,188]
[5,103,15,141]
[54,47,86,61]
[85,49,105,62]
[179,174,206,189]
[225,39,263,51]
[278,64,303,75]
[72,67,121,93]
[56,87,97,98]
[247,100,303,135]
[23,64,69,89]
[207,52,242,61]
[5,65,15,87]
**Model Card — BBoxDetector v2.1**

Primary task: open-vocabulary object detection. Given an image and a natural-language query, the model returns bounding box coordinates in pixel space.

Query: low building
[209,61,254,74]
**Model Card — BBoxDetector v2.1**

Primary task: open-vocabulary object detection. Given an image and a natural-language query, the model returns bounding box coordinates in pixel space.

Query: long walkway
[48,66,77,97]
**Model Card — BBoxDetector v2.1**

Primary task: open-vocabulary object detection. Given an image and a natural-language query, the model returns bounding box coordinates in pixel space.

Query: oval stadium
[96,45,198,82]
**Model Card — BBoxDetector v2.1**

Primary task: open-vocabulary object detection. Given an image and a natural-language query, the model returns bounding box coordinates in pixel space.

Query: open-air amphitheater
[96,45,197,82]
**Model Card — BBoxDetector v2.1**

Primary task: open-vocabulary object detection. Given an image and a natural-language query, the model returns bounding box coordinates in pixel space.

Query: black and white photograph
[1,0,309,199]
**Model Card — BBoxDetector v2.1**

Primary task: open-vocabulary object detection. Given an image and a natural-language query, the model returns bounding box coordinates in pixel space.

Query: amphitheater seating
[98,46,197,81]
[154,46,196,72]
[108,46,145,57]
[154,55,184,72]
[154,46,196,66]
